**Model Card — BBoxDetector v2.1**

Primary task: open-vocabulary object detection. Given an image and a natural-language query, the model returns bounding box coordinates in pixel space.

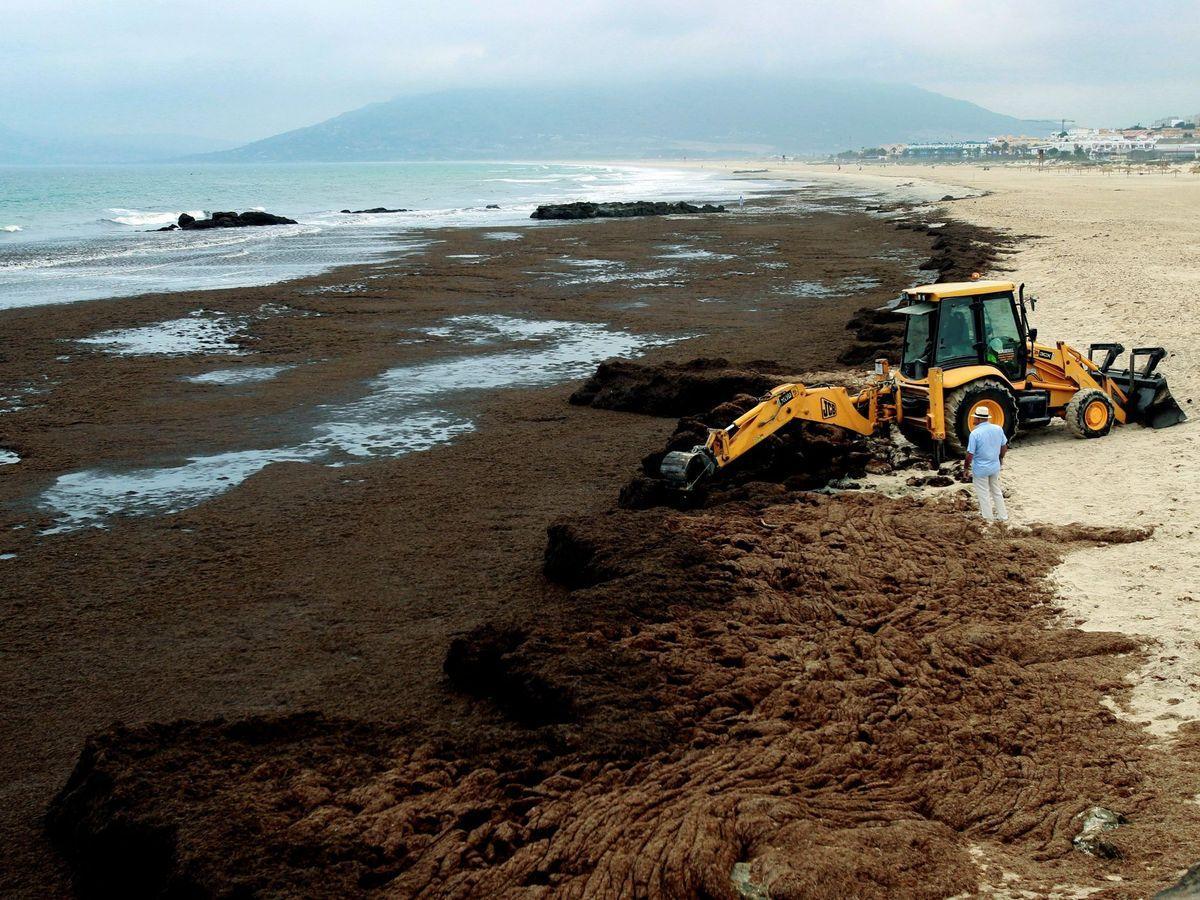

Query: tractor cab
[895,280,1027,383]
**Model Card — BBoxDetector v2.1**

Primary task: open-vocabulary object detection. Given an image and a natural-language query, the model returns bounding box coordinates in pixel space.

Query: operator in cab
[963,405,1008,524]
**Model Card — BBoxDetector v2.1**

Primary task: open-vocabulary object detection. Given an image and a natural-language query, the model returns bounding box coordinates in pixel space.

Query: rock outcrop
[339,207,408,214]
[176,211,297,230]
[530,201,727,220]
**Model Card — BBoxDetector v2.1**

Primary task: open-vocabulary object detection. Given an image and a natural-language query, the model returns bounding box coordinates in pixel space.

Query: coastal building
[1036,127,1157,158]
[901,141,989,159]
[1155,142,1200,158]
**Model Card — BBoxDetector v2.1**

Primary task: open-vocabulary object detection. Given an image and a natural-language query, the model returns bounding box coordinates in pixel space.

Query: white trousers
[973,474,1008,522]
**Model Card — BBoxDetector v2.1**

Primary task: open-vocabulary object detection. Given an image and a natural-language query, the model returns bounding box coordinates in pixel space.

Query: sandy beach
[6,168,1200,897]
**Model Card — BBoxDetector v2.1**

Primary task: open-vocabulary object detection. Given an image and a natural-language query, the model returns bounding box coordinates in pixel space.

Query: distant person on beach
[963,406,1008,523]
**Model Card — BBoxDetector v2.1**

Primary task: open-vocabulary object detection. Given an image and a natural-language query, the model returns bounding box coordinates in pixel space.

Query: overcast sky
[3,0,1197,142]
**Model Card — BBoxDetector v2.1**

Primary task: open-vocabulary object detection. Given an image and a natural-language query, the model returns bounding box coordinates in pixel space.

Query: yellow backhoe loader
[661,279,1186,489]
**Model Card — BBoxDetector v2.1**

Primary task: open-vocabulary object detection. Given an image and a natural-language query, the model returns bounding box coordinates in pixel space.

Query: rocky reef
[530,201,727,220]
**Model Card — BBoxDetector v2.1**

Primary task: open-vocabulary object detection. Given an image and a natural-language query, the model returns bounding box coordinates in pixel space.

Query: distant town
[834,115,1200,162]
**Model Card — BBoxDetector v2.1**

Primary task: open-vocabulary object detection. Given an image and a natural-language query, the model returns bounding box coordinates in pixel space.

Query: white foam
[655,245,735,262]
[39,315,684,531]
[2,225,21,233]
[78,311,246,356]
[107,208,205,227]
[0,450,19,465]
[422,314,598,346]
[778,276,882,298]
[182,365,291,385]
[561,258,623,269]
[40,448,313,532]
[308,412,475,460]
[554,266,681,286]
[483,231,523,241]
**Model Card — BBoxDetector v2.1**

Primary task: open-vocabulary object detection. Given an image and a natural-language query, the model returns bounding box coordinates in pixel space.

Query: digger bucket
[1103,347,1188,429]
[659,447,717,490]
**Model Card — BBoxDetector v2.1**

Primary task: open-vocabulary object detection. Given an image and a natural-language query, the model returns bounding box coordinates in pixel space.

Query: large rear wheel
[942,377,1018,456]
[1065,389,1115,438]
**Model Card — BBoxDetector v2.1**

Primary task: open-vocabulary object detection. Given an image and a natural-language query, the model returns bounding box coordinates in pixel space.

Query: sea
[0,161,768,309]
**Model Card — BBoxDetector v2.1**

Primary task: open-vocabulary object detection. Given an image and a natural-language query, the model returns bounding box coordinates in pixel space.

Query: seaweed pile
[50,488,1194,898]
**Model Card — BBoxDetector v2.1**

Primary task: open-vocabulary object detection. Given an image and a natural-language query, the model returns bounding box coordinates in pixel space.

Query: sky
[3,0,1197,143]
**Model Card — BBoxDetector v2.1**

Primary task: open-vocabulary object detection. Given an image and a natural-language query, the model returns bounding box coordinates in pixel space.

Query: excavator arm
[660,380,891,489]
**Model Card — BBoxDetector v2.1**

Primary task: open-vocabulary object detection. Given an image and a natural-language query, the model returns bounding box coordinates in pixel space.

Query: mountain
[0,126,237,164]
[202,79,1054,162]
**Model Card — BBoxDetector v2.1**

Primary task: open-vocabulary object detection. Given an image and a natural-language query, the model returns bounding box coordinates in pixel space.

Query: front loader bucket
[1106,368,1188,428]
[1098,346,1188,430]
[1130,377,1187,429]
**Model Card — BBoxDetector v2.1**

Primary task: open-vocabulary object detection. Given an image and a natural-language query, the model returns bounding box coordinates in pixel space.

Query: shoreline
[7,164,1200,895]
[0,161,780,310]
[1,184,939,894]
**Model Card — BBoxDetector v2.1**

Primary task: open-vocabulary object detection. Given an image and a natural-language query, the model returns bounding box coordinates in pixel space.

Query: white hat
[973,406,991,419]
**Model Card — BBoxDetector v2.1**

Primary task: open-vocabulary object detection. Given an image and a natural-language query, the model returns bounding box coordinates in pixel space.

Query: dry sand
[687,159,1200,740]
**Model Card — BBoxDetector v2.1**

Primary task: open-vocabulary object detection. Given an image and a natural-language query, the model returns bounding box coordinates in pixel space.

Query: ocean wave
[106,208,205,227]
[0,227,295,271]
[2,225,21,233]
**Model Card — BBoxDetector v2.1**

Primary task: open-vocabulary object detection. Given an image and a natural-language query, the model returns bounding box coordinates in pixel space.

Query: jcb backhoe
[661,279,1186,489]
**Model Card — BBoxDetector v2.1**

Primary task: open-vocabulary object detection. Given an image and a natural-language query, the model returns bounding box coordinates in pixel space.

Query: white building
[1038,128,1156,157]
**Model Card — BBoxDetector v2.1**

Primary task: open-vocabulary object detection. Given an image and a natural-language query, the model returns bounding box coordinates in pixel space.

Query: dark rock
[530,201,727,221]
[1072,806,1126,859]
[1157,862,1200,897]
[486,204,500,209]
[178,210,297,230]
[339,207,408,214]
[236,210,296,226]
[906,474,957,488]
[152,224,178,232]
[940,194,956,201]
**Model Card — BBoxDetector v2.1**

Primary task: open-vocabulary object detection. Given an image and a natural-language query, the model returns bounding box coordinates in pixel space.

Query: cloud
[1,0,1195,140]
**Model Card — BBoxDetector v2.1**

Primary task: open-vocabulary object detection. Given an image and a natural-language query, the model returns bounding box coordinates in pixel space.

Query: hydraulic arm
[660,379,894,488]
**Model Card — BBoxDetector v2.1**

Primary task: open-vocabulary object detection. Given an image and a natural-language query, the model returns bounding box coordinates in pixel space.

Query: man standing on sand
[963,406,1008,523]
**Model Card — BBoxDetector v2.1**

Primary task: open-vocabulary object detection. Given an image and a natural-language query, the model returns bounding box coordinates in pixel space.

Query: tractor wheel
[1065,389,1115,438]
[942,377,1018,456]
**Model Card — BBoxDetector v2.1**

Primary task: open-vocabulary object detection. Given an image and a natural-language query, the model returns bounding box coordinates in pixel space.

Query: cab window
[981,294,1023,378]
[902,311,932,368]
[935,296,977,364]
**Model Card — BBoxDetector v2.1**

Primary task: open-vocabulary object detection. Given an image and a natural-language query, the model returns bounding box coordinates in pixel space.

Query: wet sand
[0,191,931,893]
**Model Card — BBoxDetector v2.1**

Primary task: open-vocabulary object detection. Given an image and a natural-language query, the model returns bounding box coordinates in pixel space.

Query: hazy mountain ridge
[204,80,1054,162]
[0,127,237,164]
